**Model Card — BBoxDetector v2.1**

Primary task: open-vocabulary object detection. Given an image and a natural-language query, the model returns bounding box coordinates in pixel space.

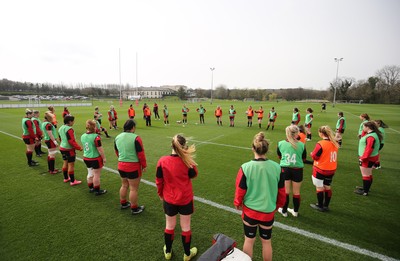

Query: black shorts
[336,129,345,134]
[61,150,76,163]
[247,116,253,120]
[84,157,103,169]
[269,119,275,122]
[314,171,334,186]
[163,200,194,216]
[305,123,312,128]
[243,213,274,227]
[282,167,303,182]
[45,140,57,149]
[118,169,139,179]
[23,137,35,145]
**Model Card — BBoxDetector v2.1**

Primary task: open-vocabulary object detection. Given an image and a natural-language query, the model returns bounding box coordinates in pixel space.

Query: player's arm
[135,136,147,170]
[276,145,282,159]
[276,171,286,208]
[26,120,36,139]
[310,143,323,160]
[360,136,376,160]
[234,168,247,209]
[155,162,164,199]
[188,165,198,179]
[302,147,307,162]
[95,135,106,163]
[66,129,82,150]
[114,141,119,157]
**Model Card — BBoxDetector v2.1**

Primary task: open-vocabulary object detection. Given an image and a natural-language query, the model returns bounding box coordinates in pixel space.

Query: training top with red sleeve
[234,159,285,221]
[114,132,147,172]
[156,155,198,205]
[62,110,70,118]
[31,117,43,138]
[22,117,36,139]
[358,132,380,162]
[58,125,82,151]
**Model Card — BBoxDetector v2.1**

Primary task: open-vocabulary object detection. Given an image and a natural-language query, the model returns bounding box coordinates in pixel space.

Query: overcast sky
[1,0,399,90]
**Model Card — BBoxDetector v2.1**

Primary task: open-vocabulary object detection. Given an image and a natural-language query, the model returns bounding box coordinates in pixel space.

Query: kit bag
[198,233,237,261]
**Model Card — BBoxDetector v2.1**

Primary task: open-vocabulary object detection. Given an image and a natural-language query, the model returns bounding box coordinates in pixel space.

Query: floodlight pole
[210,67,215,104]
[333,57,343,107]
[136,52,138,94]
[119,48,122,106]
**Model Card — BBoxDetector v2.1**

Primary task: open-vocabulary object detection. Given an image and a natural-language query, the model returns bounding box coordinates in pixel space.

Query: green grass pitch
[0,99,399,260]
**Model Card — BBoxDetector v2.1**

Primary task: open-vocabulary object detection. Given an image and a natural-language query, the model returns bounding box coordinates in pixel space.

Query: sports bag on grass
[198,233,237,261]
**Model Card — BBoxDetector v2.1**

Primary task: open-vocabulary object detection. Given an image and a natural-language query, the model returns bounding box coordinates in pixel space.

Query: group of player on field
[21,103,387,261]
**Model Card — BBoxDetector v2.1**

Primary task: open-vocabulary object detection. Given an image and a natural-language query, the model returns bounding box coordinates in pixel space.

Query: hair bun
[256,132,265,141]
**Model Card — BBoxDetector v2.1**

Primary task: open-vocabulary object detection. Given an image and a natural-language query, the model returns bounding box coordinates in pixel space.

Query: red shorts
[359,155,379,168]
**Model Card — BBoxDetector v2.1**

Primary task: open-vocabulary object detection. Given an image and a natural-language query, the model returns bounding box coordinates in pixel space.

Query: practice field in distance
[0,100,399,261]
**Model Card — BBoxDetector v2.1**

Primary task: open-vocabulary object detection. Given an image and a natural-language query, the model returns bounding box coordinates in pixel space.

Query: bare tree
[376,65,400,103]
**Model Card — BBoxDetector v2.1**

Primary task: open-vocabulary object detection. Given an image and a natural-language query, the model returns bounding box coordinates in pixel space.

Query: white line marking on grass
[190,139,251,150]
[1,130,398,261]
[165,135,251,150]
[340,109,400,134]
[193,134,225,147]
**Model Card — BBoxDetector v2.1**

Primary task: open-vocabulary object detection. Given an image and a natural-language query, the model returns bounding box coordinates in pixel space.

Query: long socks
[317,190,324,208]
[293,195,301,212]
[26,151,33,164]
[47,157,55,171]
[62,168,68,180]
[324,189,332,207]
[181,230,192,256]
[35,145,41,156]
[363,176,372,193]
[283,194,289,212]
[69,172,75,183]
[164,229,175,253]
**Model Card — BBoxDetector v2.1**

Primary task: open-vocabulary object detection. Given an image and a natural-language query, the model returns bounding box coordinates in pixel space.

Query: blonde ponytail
[318,126,339,148]
[286,125,299,149]
[172,134,197,168]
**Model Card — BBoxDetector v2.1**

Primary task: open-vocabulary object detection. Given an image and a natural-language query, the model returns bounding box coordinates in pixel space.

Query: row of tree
[1,65,399,104]
[330,65,400,104]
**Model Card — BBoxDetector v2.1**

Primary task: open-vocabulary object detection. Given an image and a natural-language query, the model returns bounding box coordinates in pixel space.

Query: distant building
[161,85,187,92]
[123,85,187,99]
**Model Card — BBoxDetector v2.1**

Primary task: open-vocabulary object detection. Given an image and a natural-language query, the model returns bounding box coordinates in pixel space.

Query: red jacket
[156,155,198,205]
